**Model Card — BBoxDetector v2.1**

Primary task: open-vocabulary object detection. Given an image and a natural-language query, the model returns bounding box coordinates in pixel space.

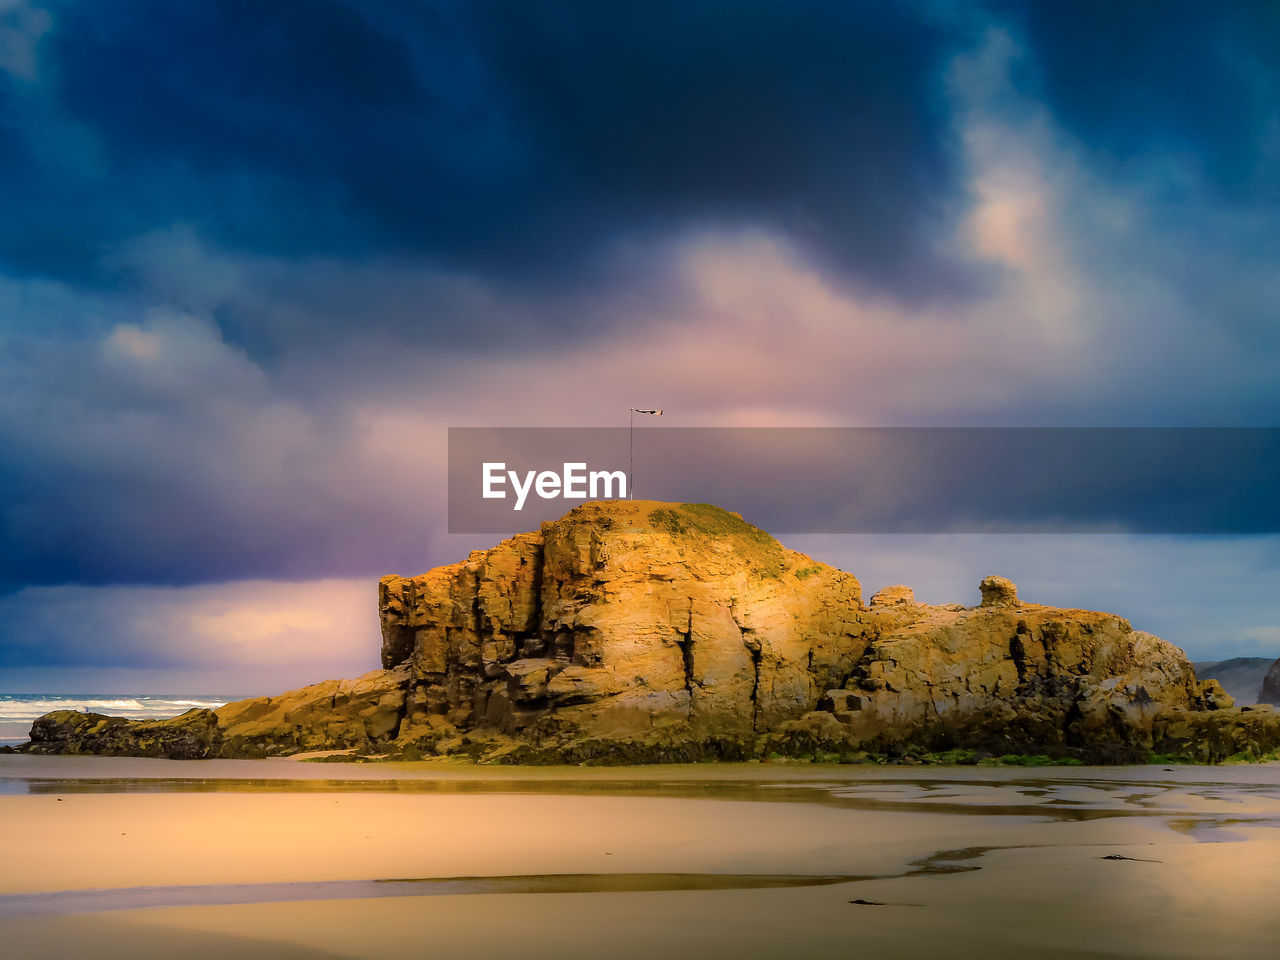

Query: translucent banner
[448,427,1280,534]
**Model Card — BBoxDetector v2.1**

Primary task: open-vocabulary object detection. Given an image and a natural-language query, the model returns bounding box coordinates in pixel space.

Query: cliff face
[20,500,1279,763]
[379,501,865,753]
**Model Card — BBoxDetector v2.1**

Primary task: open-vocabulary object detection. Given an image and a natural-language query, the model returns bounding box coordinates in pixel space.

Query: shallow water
[5,762,1280,826]
[4,758,1279,958]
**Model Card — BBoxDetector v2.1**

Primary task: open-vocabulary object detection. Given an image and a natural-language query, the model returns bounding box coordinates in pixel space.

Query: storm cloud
[4,1,980,306]
[0,1,1277,687]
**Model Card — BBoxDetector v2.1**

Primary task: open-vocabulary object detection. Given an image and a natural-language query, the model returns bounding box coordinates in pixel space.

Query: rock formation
[25,708,220,759]
[979,575,1018,607]
[20,501,1280,763]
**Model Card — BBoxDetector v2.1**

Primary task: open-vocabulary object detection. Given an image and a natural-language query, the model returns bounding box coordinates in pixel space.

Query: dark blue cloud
[4,1,1276,318]
[997,0,1279,203]
[1,0,425,274]
[451,1,975,291]
[0,0,981,312]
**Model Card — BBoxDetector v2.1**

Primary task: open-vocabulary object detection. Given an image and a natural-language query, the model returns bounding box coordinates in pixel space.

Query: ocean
[0,694,240,746]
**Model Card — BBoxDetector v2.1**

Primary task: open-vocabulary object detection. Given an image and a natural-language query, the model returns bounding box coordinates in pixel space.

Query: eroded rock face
[381,502,866,755]
[20,501,1272,763]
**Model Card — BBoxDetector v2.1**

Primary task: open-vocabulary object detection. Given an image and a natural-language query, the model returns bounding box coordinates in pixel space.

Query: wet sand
[2,757,1279,959]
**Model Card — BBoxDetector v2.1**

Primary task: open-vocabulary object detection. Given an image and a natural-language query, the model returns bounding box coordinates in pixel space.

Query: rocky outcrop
[21,500,1280,763]
[979,575,1018,607]
[369,501,1258,763]
[23,670,410,760]
[24,708,221,759]
[213,667,410,757]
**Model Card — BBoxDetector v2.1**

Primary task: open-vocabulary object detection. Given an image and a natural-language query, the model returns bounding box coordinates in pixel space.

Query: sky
[1,0,1278,693]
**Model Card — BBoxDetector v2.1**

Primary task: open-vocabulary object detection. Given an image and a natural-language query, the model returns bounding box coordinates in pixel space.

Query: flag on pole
[632,409,662,415]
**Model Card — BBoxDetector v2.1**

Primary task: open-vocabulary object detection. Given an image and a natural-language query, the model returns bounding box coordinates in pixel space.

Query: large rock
[20,501,1273,763]
[371,502,1215,762]
[380,502,865,756]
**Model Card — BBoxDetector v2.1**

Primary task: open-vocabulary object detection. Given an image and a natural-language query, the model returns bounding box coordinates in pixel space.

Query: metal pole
[628,407,634,499]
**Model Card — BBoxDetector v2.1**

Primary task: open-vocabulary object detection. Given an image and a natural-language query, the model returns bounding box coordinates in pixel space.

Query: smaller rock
[1199,679,1235,711]
[870,585,915,607]
[1153,706,1280,763]
[979,576,1018,607]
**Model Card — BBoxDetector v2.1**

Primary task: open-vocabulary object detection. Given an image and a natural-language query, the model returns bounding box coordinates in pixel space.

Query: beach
[2,757,1279,959]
